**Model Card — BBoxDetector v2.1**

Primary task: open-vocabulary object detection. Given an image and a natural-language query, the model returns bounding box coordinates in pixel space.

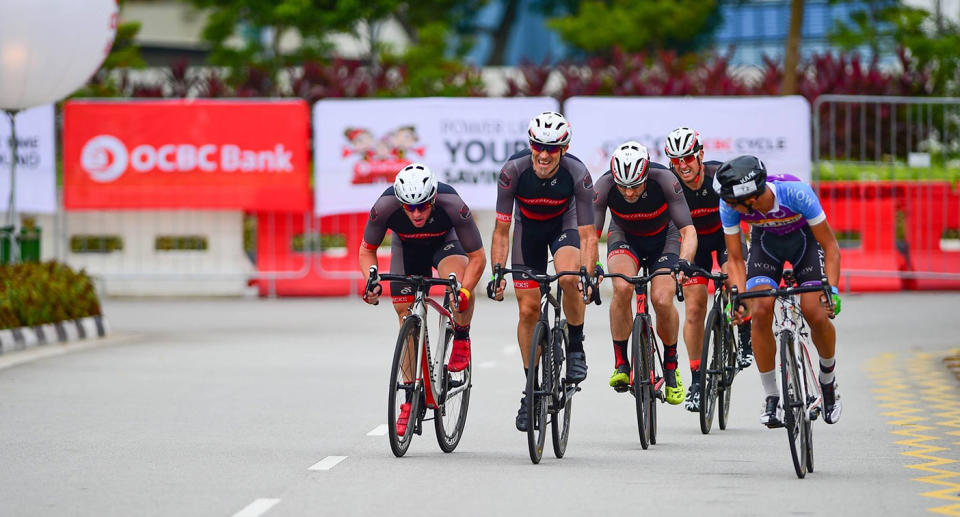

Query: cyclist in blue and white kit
[714,155,843,428]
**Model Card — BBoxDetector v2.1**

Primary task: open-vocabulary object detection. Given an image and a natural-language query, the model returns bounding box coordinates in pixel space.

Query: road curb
[0,315,109,355]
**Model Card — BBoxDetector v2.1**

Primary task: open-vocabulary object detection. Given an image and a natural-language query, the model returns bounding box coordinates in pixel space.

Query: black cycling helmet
[714,155,768,201]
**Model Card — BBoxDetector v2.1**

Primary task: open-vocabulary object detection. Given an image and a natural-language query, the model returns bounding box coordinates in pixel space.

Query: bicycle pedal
[809,407,821,421]
[613,385,629,393]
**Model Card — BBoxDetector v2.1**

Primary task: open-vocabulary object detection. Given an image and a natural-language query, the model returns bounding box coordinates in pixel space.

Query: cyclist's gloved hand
[486,274,504,301]
[677,259,695,281]
[725,300,750,324]
[829,286,842,316]
[593,261,605,286]
[455,287,471,313]
[363,282,382,305]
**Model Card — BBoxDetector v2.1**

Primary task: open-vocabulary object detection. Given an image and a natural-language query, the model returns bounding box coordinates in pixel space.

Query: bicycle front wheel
[526,322,549,464]
[388,316,421,458]
[699,309,721,434]
[780,331,808,478]
[435,319,471,453]
[631,315,651,449]
[718,317,737,430]
[645,317,659,445]
[551,320,572,458]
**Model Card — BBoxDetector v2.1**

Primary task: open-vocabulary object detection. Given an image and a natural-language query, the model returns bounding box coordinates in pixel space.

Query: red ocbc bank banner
[64,100,311,210]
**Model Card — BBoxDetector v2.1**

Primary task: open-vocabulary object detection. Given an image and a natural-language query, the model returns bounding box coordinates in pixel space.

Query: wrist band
[830,286,838,295]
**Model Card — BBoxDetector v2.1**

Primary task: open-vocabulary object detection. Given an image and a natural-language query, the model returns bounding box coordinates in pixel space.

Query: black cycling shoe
[515,394,540,432]
[760,395,783,428]
[685,382,701,412]
[738,322,754,369]
[821,379,842,424]
[566,352,588,383]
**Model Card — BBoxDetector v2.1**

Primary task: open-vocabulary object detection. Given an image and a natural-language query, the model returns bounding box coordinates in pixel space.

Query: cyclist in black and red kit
[594,141,697,406]
[486,111,600,433]
[360,164,486,433]
[663,127,753,413]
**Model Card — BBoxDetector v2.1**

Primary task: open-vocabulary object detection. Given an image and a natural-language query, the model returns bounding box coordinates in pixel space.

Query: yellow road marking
[867,351,960,516]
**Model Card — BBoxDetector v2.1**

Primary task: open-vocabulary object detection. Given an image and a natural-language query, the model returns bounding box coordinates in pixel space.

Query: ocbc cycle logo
[81,135,128,183]
[79,134,294,183]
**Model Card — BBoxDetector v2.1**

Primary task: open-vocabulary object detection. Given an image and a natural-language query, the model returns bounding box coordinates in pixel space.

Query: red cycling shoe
[396,402,412,436]
[448,337,471,372]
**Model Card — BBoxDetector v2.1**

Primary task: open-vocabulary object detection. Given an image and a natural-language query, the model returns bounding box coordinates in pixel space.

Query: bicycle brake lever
[674,267,685,302]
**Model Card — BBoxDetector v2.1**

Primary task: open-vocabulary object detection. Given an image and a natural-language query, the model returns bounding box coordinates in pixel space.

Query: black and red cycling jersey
[361,182,483,253]
[495,150,595,228]
[676,160,724,236]
[593,162,692,238]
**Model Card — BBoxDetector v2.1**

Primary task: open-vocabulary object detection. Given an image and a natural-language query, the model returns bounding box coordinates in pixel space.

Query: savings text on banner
[0,105,56,213]
[313,97,558,215]
[63,100,310,211]
[564,96,812,183]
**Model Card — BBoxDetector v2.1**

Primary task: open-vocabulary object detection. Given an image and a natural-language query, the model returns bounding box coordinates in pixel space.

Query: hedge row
[0,262,102,330]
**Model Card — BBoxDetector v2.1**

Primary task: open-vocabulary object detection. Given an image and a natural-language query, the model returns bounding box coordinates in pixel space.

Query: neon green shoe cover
[609,365,630,388]
[664,368,685,405]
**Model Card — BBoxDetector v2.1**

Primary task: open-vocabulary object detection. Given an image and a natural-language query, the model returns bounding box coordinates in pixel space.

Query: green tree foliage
[380,22,484,97]
[829,1,960,94]
[547,0,720,56]
[77,0,146,97]
[182,0,486,89]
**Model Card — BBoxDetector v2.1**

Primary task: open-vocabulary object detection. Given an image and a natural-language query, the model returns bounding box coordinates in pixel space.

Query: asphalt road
[1,292,958,516]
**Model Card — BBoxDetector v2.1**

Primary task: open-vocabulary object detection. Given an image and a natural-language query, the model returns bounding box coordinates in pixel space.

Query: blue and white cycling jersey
[719,175,826,236]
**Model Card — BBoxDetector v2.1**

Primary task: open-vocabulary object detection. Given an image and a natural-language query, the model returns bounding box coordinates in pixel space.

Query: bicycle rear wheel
[718,320,737,430]
[645,318,659,445]
[388,316,421,458]
[551,320,572,458]
[435,319,471,453]
[631,315,651,449]
[526,322,549,464]
[699,309,721,434]
[780,331,808,478]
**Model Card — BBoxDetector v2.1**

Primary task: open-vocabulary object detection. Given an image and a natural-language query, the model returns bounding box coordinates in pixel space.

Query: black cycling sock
[664,343,678,370]
[613,339,628,367]
[523,367,541,390]
[568,324,584,353]
[691,367,701,385]
[453,323,470,340]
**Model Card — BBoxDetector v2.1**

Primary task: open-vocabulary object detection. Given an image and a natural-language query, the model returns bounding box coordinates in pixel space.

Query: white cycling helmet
[528,111,572,146]
[664,127,703,158]
[610,141,650,187]
[393,163,438,205]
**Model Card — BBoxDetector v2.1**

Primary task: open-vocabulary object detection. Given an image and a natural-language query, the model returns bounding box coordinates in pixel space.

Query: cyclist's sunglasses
[669,154,698,166]
[402,200,434,212]
[530,141,564,154]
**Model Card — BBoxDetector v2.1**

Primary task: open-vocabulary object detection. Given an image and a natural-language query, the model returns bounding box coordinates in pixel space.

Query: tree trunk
[488,0,520,66]
[781,0,805,95]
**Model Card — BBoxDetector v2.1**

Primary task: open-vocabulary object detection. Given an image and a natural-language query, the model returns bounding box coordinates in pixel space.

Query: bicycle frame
[772,286,823,417]
[606,268,681,393]
[376,272,466,411]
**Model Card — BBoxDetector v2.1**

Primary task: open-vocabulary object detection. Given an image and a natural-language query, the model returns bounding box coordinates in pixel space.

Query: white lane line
[232,498,280,517]
[308,455,348,471]
[477,360,497,369]
[366,424,388,436]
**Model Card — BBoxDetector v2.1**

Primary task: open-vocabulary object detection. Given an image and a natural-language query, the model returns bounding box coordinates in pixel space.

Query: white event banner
[0,104,56,213]
[564,96,812,183]
[313,97,558,215]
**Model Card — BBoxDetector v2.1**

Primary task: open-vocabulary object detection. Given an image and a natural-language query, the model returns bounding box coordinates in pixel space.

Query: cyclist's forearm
[358,247,378,284]
[678,225,697,262]
[824,246,841,287]
[490,221,510,270]
[462,249,486,292]
[578,225,598,269]
[724,233,747,291]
